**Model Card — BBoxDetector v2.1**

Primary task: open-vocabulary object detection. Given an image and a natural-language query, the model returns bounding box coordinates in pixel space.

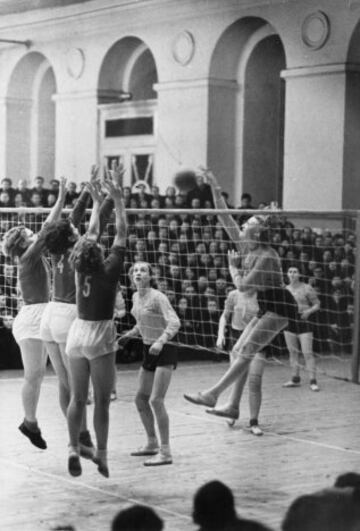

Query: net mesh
[0,207,357,381]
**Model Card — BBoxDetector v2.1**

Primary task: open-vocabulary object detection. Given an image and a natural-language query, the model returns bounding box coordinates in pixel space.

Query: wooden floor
[0,359,359,531]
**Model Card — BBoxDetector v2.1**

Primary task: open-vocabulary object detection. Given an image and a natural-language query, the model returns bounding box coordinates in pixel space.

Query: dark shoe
[68,454,82,477]
[79,430,95,460]
[92,456,109,478]
[18,422,47,449]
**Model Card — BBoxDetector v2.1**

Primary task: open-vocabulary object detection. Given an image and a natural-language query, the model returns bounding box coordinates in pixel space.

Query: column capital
[281,63,360,80]
[154,77,240,93]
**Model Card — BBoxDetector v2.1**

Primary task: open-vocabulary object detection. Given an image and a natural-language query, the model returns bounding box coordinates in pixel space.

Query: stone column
[52,90,99,183]
[282,64,347,210]
[154,79,209,190]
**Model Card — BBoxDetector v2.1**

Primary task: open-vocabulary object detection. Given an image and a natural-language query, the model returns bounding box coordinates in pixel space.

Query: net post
[351,211,360,383]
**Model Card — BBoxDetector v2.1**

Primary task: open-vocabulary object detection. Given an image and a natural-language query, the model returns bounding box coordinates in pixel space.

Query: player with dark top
[184,169,297,428]
[1,177,67,450]
[40,166,115,458]
[65,173,127,478]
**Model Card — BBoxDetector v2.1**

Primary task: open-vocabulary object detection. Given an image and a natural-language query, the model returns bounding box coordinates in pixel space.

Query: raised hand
[90,165,100,184]
[198,166,219,188]
[228,249,241,268]
[86,180,103,203]
[58,176,68,200]
[110,161,125,188]
[102,176,123,202]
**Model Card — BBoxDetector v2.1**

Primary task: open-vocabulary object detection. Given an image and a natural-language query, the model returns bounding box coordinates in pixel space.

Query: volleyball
[174,170,197,193]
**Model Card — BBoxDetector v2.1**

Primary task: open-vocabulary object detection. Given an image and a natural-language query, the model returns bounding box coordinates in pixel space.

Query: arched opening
[343,23,360,208]
[98,37,158,191]
[6,52,56,185]
[243,34,285,207]
[209,18,286,207]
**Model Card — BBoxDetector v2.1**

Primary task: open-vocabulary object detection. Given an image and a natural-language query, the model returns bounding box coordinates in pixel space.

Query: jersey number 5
[82,275,91,297]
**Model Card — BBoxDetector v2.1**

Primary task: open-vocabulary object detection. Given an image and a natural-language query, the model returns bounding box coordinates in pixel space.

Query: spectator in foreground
[111,505,163,531]
[282,486,360,531]
[193,480,272,530]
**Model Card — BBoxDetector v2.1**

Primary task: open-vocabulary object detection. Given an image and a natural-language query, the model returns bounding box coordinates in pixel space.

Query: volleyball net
[0,206,359,383]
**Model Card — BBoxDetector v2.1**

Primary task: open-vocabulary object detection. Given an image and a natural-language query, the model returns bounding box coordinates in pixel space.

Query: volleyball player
[1,177,67,449]
[66,174,126,477]
[214,288,266,435]
[283,265,320,391]
[119,262,180,466]
[184,170,297,427]
[40,166,113,458]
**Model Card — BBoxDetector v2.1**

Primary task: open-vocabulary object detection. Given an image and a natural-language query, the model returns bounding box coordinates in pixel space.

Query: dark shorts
[141,342,178,372]
[258,287,298,333]
[291,318,314,336]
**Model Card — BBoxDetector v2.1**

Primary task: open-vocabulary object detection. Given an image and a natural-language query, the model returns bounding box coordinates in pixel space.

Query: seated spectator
[32,175,48,205]
[237,192,255,226]
[0,177,15,202]
[111,505,163,531]
[47,192,57,207]
[282,486,360,531]
[65,181,79,207]
[49,178,60,196]
[193,480,272,531]
[13,192,27,208]
[186,174,214,208]
[16,178,31,205]
[150,185,164,207]
[0,191,13,208]
[176,296,198,345]
[29,190,43,208]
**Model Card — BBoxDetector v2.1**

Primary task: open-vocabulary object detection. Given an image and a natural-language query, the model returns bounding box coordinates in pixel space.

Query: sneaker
[131,445,159,457]
[144,452,172,466]
[310,382,320,392]
[68,454,82,477]
[18,422,47,449]
[79,430,95,460]
[250,425,263,436]
[282,380,301,388]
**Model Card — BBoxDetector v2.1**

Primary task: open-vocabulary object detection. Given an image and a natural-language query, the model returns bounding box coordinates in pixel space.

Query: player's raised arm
[43,176,67,227]
[199,168,244,253]
[85,181,103,242]
[70,165,99,228]
[102,174,127,248]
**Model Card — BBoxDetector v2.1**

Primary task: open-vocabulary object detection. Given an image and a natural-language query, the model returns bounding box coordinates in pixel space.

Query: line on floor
[0,457,191,521]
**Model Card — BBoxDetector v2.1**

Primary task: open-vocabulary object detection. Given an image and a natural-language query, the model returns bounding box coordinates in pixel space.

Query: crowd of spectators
[0,174,356,369]
[52,473,360,530]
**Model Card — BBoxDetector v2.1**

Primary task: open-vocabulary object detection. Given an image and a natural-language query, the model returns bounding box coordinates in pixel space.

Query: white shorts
[40,301,77,344]
[13,303,48,343]
[66,318,117,360]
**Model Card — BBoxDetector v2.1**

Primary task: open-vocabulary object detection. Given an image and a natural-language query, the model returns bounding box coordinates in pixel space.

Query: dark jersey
[76,245,125,321]
[18,229,50,305]
[52,250,75,304]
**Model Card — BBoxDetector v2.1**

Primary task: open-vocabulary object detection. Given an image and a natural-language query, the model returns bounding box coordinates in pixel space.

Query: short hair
[43,219,77,254]
[241,192,252,201]
[334,472,360,489]
[192,480,236,528]
[1,226,28,259]
[111,505,163,531]
[69,236,104,274]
